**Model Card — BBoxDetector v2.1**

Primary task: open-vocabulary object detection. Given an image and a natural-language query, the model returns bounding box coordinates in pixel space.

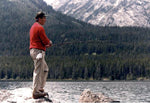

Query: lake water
[0,81,150,103]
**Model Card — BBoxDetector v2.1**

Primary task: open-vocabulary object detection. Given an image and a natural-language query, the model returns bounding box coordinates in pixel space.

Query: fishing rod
[52,40,102,47]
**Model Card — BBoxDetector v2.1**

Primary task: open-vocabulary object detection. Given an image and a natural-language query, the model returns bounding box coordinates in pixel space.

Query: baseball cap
[35,11,47,19]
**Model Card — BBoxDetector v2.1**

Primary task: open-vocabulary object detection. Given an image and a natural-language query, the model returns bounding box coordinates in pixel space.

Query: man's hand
[46,40,52,48]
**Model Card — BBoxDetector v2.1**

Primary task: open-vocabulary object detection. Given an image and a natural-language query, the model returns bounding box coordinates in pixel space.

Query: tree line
[0,54,150,80]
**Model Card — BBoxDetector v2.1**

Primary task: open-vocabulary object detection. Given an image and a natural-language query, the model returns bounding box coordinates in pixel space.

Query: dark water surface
[0,81,150,103]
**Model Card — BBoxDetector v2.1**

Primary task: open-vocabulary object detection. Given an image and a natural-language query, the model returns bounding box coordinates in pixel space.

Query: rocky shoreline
[0,88,119,103]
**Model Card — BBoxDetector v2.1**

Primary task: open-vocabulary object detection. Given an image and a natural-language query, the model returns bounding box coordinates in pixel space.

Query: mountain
[45,0,150,27]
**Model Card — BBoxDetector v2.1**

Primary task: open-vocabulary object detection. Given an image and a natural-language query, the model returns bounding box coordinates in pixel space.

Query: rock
[79,89,115,103]
[0,88,53,103]
[0,90,12,102]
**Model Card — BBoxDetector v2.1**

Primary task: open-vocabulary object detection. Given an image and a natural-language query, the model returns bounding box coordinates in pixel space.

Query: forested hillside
[0,0,150,80]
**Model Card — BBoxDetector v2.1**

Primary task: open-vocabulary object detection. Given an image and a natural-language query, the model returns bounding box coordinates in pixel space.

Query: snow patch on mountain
[44,0,150,27]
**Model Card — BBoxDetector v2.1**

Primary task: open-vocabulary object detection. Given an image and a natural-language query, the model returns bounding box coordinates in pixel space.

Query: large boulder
[79,89,115,103]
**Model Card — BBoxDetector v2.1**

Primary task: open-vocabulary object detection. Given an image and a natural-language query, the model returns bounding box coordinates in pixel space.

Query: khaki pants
[30,48,49,93]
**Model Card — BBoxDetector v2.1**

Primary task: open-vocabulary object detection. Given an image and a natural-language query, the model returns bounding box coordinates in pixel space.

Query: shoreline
[0,79,150,82]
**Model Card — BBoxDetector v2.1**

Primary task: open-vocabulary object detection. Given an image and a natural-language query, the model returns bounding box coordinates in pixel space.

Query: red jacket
[29,22,50,51]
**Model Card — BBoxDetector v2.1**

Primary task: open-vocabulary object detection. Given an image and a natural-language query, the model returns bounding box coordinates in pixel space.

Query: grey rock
[0,88,53,103]
[79,89,114,103]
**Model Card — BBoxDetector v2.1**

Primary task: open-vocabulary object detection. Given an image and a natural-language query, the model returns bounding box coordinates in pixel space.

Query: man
[29,11,52,99]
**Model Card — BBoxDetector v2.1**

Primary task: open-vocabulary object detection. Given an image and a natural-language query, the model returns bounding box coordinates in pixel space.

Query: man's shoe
[39,88,44,92]
[32,92,48,99]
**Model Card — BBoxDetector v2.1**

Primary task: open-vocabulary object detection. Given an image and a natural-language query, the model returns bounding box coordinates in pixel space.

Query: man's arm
[39,27,52,47]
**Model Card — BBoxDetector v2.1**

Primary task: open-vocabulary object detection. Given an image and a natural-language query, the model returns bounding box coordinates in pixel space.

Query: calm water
[0,81,150,103]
